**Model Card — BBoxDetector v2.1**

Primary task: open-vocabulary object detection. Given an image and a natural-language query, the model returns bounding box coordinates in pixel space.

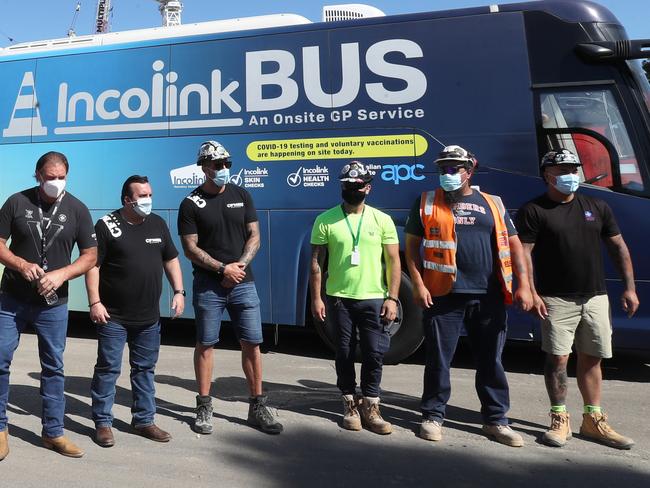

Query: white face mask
[131,197,153,217]
[41,179,66,199]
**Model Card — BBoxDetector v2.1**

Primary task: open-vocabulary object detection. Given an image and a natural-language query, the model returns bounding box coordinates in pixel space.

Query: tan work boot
[419,419,442,441]
[482,424,524,447]
[341,394,362,431]
[542,412,572,447]
[0,429,8,461]
[42,435,85,458]
[580,412,634,450]
[360,397,392,435]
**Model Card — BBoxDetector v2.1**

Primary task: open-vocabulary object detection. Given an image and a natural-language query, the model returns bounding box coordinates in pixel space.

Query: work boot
[0,429,8,460]
[482,424,524,447]
[542,412,572,447]
[359,397,392,435]
[42,435,85,458]
[194,395,214,434]
[420,419,442,441]
[341,394,362,431]
[247,395,283,435]
[132,423,172,443]
[580,412,634,450]
[95,426,115,448]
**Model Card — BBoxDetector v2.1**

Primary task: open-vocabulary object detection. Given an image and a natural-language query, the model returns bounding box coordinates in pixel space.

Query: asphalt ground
[1,317,649,488]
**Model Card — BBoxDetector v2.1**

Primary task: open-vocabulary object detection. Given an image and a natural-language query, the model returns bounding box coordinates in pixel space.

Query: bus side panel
[0,59,37,146]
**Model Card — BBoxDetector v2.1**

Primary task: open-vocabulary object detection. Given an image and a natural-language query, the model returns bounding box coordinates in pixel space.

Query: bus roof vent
[322,4,385,22]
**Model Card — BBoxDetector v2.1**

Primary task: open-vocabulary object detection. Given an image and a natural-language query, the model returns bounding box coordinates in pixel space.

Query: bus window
[540,90,644,192]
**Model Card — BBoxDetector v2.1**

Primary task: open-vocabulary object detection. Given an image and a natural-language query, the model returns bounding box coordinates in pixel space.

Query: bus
[1,1,648,363]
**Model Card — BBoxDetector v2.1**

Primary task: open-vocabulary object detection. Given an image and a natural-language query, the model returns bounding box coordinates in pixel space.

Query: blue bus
[1,1,648,363]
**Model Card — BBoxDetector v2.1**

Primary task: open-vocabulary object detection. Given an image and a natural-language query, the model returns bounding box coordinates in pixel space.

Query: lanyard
[36,190,64,271]
[341,204,365,248]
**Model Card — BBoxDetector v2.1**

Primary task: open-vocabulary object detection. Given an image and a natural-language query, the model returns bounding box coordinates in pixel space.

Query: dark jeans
[327,296,390,398]
[91,321,161,428]
[0,292,69,437]
[421,293,510,425]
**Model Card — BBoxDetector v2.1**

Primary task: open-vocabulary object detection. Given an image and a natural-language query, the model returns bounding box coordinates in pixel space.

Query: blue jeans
[0,292,69,437]
[421,293,510,425]
[91,321,161,428]
[327,296,390,398]
[193,275,263,346]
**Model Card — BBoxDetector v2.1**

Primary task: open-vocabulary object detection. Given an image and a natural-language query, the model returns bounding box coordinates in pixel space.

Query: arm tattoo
[239,221,260,266]
[311,245,325,275]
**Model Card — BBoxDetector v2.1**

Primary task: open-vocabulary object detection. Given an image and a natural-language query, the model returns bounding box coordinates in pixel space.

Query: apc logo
[381,164,425,185]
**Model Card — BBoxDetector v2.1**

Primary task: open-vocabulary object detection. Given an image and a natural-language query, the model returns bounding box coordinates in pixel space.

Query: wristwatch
[385,296,399,304]
[174,290,186,296]
[216,262,226,275]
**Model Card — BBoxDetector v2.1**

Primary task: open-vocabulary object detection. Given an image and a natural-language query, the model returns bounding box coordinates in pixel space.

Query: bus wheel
[313,272,424,365]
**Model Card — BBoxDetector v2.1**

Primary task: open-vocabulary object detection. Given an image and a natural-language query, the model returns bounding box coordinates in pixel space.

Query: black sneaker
[247,395,283,435]
[194,395,213,434]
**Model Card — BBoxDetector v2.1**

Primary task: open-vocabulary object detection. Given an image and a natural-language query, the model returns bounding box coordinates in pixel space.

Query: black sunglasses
[438,165,466,175]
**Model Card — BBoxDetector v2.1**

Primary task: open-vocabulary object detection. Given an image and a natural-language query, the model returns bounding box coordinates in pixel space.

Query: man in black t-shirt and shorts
[178,141,282,436]
[517,149,639,450]
[86,175,185,448]
[0,151,97,459]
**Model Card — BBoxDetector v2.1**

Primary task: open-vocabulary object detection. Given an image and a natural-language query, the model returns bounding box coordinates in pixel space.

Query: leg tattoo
[544,356,568,406]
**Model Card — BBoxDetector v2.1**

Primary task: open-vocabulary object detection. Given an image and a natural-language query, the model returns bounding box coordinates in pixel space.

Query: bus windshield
[627,60,650,116]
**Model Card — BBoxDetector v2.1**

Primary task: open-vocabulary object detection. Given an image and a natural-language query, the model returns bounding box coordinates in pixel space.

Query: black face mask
[341,188,366,205]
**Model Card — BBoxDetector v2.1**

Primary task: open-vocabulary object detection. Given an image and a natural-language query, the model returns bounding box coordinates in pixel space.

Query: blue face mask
[553,173,580,195]
[439,173,463,192]
[212,168,230,187]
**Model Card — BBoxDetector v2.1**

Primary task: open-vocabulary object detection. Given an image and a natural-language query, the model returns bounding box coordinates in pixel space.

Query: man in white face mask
[517,149,639,450]
[0,151,97,459]
[85,175,184,448]
[404,145,532,447]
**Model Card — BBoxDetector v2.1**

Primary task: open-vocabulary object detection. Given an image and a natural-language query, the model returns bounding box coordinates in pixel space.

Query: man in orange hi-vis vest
[405,145,532,447]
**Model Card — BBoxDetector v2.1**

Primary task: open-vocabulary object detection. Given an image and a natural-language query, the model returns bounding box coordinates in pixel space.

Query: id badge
[350,247,360,266]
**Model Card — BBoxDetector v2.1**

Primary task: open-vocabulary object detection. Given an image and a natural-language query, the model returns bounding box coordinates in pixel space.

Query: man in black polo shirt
[86,175,185,448]
[0,151,97,459]
[517,149,639,450]
[178,141,282,436]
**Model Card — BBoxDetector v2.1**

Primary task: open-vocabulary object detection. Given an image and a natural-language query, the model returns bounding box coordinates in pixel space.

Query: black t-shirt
[177,184,258,282]
[405,191,517,293]
[0,188,97,305]
[96,210,178,327]
[515,193,620,297]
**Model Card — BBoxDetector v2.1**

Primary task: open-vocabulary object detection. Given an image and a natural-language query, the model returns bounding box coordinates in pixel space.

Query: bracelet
[385,296,399,304]
[89,300,101,307]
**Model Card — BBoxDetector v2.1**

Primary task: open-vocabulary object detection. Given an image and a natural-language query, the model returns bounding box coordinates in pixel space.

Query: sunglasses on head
[438,164,466,175]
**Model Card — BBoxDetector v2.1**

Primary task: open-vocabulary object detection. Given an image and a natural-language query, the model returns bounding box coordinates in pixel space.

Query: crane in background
[95,0,112,33]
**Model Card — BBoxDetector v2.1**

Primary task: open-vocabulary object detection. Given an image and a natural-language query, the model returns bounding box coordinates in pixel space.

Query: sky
[0,0,647,48]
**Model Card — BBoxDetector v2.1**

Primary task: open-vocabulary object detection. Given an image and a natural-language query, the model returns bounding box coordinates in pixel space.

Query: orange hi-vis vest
[419,188,513,303]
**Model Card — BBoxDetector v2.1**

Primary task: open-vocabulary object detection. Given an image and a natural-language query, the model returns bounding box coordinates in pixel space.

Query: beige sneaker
[482,424,524,447]
[542,412,572,447]
[0,429,8,461]
[580,412,634,450]
[360,397,392,435]
[341,394,362,431]
[420,419,442,441]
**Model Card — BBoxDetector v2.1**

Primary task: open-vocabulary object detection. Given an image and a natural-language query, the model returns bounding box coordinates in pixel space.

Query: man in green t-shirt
[310,161,400,435]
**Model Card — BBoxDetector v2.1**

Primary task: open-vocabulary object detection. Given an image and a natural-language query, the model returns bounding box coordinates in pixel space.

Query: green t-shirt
[310,204,399,299]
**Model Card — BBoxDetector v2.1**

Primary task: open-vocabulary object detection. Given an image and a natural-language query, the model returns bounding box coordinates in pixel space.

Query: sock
[584,405,602,414]
[550,405,567,413]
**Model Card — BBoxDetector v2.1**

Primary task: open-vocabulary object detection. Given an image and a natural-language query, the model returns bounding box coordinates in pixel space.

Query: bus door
[535,85,650,349]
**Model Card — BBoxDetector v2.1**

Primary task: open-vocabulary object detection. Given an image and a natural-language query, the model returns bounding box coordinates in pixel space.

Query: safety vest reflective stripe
[422,261,456,273]
[422,239,456,250]
[423,191,435,216]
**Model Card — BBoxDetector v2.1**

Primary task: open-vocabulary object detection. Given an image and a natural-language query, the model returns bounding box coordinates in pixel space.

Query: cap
[435,145,476,166]
[339,161,372,183]
[196,140,231,165]
[540,149,581,168]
